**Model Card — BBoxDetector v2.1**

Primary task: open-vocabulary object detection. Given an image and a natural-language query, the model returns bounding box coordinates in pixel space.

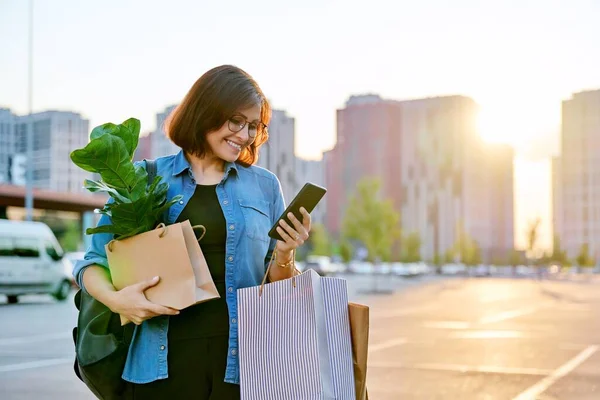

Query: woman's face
[205,104,262,163]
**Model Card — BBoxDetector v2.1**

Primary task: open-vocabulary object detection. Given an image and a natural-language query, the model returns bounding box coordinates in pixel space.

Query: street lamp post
[25,0,34,221]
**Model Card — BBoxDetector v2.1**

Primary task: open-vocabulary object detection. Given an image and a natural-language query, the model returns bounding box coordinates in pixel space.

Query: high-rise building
[256,109,297,204]
[151,105,180,159]
[325,94,514,262]
[133,132,154,162]
[0,108,17,184]
[325,95,403,237]
[11,111,91,193]
[553,89,600,260]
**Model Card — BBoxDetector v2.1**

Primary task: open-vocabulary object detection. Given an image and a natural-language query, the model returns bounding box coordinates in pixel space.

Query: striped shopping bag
[237,269,356,400]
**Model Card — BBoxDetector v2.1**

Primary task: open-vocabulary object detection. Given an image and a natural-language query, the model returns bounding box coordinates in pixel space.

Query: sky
[1,0,599,251]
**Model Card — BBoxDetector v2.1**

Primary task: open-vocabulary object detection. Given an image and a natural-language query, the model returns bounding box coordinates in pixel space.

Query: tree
[401,232,421,263]
[452,222,480,265]
[526,218,541,261]
[465,242,482,266]
[509,249,522,276]
[576,243,594,268]
[508,249,522,266]
[432,252,443,274]
[443,248,455,264]
[491,256,505,266]
[339,240,353,263]
[550,235,568,266]
[309,223,330,256]
[59,220,82,252]
[341,178,401,263]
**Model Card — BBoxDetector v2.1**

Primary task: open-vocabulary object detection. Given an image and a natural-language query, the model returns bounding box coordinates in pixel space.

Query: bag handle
[107,222,169,252]
[259,249,300,296]
[192,224,206,242]
[107,222,206,252]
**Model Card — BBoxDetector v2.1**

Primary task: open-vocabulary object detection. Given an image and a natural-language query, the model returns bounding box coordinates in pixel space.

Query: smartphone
[268,183,327,241]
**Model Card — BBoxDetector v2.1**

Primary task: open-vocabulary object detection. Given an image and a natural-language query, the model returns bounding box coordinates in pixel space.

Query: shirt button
[160,345,165,350]
[228,256,233,262]
[228,287,233,293]
[223,200,229,205]
[231,318,237,324]
[231,349,237,356]
[179,200,184,205]
[229,224,235,230]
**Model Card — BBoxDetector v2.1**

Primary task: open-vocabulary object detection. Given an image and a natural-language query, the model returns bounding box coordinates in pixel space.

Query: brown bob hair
[165,65,271,167]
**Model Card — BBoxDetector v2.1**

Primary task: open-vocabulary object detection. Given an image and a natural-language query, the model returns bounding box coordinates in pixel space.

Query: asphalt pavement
[0,274,598,399]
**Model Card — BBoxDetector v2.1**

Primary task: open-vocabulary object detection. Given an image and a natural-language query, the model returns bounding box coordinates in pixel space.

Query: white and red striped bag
[237,268,356,400]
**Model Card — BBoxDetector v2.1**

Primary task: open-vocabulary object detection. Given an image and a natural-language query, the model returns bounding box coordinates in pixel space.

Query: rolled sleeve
[73,211,114,292]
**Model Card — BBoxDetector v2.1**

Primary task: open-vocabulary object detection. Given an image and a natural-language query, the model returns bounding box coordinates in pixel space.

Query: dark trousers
[125,335,240,400]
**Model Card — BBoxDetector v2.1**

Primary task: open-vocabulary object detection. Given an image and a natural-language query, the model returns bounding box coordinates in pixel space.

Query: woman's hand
[275,207,312,254]
[106,276,180,325]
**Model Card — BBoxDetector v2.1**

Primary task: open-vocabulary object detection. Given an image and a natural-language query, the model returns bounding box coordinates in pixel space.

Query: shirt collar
[172,149,239,177]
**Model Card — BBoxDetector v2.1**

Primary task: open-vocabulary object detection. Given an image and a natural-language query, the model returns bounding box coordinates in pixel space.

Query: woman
[73,65,311,399]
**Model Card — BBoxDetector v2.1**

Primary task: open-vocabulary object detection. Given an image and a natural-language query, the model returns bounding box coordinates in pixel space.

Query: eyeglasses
[228,115,268,138]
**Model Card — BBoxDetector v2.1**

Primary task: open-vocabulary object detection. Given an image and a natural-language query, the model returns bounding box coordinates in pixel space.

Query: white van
[0,220,73,303]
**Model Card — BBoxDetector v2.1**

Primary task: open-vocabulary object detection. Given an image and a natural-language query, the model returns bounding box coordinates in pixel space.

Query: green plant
[70,118,182,240]
[401,232,421,263]
[341,178,401,262]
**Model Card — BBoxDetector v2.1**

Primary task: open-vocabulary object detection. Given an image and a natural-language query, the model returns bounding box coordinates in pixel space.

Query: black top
[168,184,230,340]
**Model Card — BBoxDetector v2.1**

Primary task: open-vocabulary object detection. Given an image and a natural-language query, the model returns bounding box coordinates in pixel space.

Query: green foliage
[341,178,401,263]
[309,223,331,256]
[526,218,541,260]
[59,220,82,252]
[339,240,353,263]
[443,248,455,264]
[508,249,522,266]
[452,222,482,266]
[401,232,421,263]
[70,118,182,240]
[576,243,595,267]
[550,235,568,265]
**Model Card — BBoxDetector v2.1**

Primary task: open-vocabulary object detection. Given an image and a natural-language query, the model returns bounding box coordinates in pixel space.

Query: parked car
[0,220,73,303]
[303,255,345,275]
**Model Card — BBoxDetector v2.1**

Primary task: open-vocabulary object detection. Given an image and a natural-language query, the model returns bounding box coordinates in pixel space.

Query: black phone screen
[268,183,327,241]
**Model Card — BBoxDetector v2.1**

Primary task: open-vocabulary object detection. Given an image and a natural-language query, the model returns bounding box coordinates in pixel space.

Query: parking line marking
[479,307,538,324]
[372,305,436,319]
[0,358,72,373]
[423,321,472,329]
[512,345,599,400]
[0,332,71,346]
[367,362,552,376]
[369,338,407,353]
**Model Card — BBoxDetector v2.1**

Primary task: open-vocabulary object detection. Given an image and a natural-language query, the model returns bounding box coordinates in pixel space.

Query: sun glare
[476,105,545,150]
[477,108,517,145]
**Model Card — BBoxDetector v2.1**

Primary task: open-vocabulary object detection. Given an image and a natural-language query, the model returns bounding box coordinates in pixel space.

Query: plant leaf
[89,119,140,160]
[90,123,119,141]
[83,179,130,203]
[129,164,148,202]
[70,134,138,191]
[120,118,140,159]
[151,195,182,223]
[73,117,180,240]
[109,196,156,239]
[86,224,119,236]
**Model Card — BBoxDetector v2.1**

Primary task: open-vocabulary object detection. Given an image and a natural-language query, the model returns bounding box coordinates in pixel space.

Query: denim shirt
[73,150,285,384]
